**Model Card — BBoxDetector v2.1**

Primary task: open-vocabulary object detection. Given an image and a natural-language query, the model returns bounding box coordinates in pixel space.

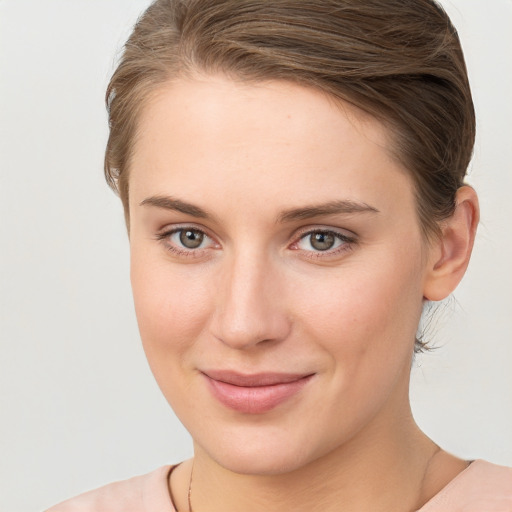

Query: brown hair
[105,0,475,240]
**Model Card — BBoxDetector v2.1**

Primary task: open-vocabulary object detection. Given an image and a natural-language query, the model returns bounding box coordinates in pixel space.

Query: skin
[128,75,478,511]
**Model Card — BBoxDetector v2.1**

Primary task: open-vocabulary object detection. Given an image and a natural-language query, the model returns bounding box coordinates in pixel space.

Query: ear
[423,186,480,302]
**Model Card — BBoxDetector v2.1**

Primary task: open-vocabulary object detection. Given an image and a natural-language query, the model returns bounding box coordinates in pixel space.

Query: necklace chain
[187,459,194,512]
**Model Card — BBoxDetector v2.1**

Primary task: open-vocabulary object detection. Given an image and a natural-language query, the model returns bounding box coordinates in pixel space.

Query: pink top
[46,460,512,512]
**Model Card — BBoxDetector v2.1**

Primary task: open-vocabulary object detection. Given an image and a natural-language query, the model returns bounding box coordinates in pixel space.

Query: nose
[209,250,291,350]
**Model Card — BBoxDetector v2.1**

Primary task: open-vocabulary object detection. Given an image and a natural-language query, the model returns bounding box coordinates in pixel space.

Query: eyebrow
[140,196,211,218]
[140,195,379,222]
[276,200,379,223]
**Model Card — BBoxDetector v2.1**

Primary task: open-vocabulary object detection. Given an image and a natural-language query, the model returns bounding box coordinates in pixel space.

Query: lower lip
[204,374,313,414]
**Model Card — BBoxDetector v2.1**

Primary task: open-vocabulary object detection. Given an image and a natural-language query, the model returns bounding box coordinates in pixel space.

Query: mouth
[201,370,315,414]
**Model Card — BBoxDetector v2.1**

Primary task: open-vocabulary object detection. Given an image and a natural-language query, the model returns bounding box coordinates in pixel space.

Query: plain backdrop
[0,1,511,510]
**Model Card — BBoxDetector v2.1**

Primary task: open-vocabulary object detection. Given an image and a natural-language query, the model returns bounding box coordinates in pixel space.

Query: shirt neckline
[416,459,478,511]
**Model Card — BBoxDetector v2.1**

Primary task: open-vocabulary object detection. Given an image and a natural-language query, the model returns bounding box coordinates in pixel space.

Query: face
[128,76,432,475]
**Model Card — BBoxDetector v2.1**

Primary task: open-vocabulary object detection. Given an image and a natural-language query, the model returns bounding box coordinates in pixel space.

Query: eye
[293,229,354,254]
[156,226,217,256]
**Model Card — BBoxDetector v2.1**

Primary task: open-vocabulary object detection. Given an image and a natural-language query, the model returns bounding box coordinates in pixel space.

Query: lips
[202,370,314,414]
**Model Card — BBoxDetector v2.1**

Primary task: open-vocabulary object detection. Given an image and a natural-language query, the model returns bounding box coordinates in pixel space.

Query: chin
[193,422,330,476]
[212,448,311,476]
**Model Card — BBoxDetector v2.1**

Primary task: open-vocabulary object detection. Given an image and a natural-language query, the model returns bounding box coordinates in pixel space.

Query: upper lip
[202,370,314,387]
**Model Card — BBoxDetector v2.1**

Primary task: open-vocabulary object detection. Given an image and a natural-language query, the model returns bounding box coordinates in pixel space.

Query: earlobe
[423,186,480,302]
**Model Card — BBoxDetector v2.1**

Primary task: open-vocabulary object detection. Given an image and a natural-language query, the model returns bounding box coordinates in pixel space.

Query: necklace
[187,459,194,512]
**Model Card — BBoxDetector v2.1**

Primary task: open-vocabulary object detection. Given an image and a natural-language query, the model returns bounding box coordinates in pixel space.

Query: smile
[202,370,315,414]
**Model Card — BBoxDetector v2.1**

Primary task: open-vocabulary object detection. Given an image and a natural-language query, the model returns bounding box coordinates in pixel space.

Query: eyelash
[155,226,356,260]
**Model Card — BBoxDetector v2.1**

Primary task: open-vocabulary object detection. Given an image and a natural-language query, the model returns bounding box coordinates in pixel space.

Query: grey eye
[296,230,347,253]
[179,229,205,249]
[309,232,336,251]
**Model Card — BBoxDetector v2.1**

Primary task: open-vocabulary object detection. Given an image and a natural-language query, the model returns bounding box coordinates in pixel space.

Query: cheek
[293,254,425,373]
[130,250,211,373]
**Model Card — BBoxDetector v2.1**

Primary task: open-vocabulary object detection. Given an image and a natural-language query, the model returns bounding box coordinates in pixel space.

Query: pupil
[311,232,335,251]
[180,230,204,249]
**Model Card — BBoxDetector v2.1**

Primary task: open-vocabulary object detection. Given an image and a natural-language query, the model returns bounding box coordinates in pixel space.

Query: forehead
[129,75,414,219]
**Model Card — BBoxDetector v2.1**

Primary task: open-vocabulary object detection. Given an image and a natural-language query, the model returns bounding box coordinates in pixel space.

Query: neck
[186,404,440,512]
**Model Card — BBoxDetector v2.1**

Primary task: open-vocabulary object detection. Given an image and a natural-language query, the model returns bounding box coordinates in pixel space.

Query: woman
[47,0,511,510]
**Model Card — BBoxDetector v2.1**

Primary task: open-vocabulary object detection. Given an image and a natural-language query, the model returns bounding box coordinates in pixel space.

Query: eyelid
[292,225,356,242]
[156,222,216,240]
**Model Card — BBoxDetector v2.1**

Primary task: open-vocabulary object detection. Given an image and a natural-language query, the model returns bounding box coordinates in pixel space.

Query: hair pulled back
[105,0,475,237]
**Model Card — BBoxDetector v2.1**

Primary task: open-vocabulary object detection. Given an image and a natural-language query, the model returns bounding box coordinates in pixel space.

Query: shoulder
[45,465,175,512]
[419,460,512,511]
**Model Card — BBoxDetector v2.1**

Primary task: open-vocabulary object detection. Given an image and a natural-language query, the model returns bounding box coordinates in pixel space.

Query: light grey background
[0,1,511,510]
